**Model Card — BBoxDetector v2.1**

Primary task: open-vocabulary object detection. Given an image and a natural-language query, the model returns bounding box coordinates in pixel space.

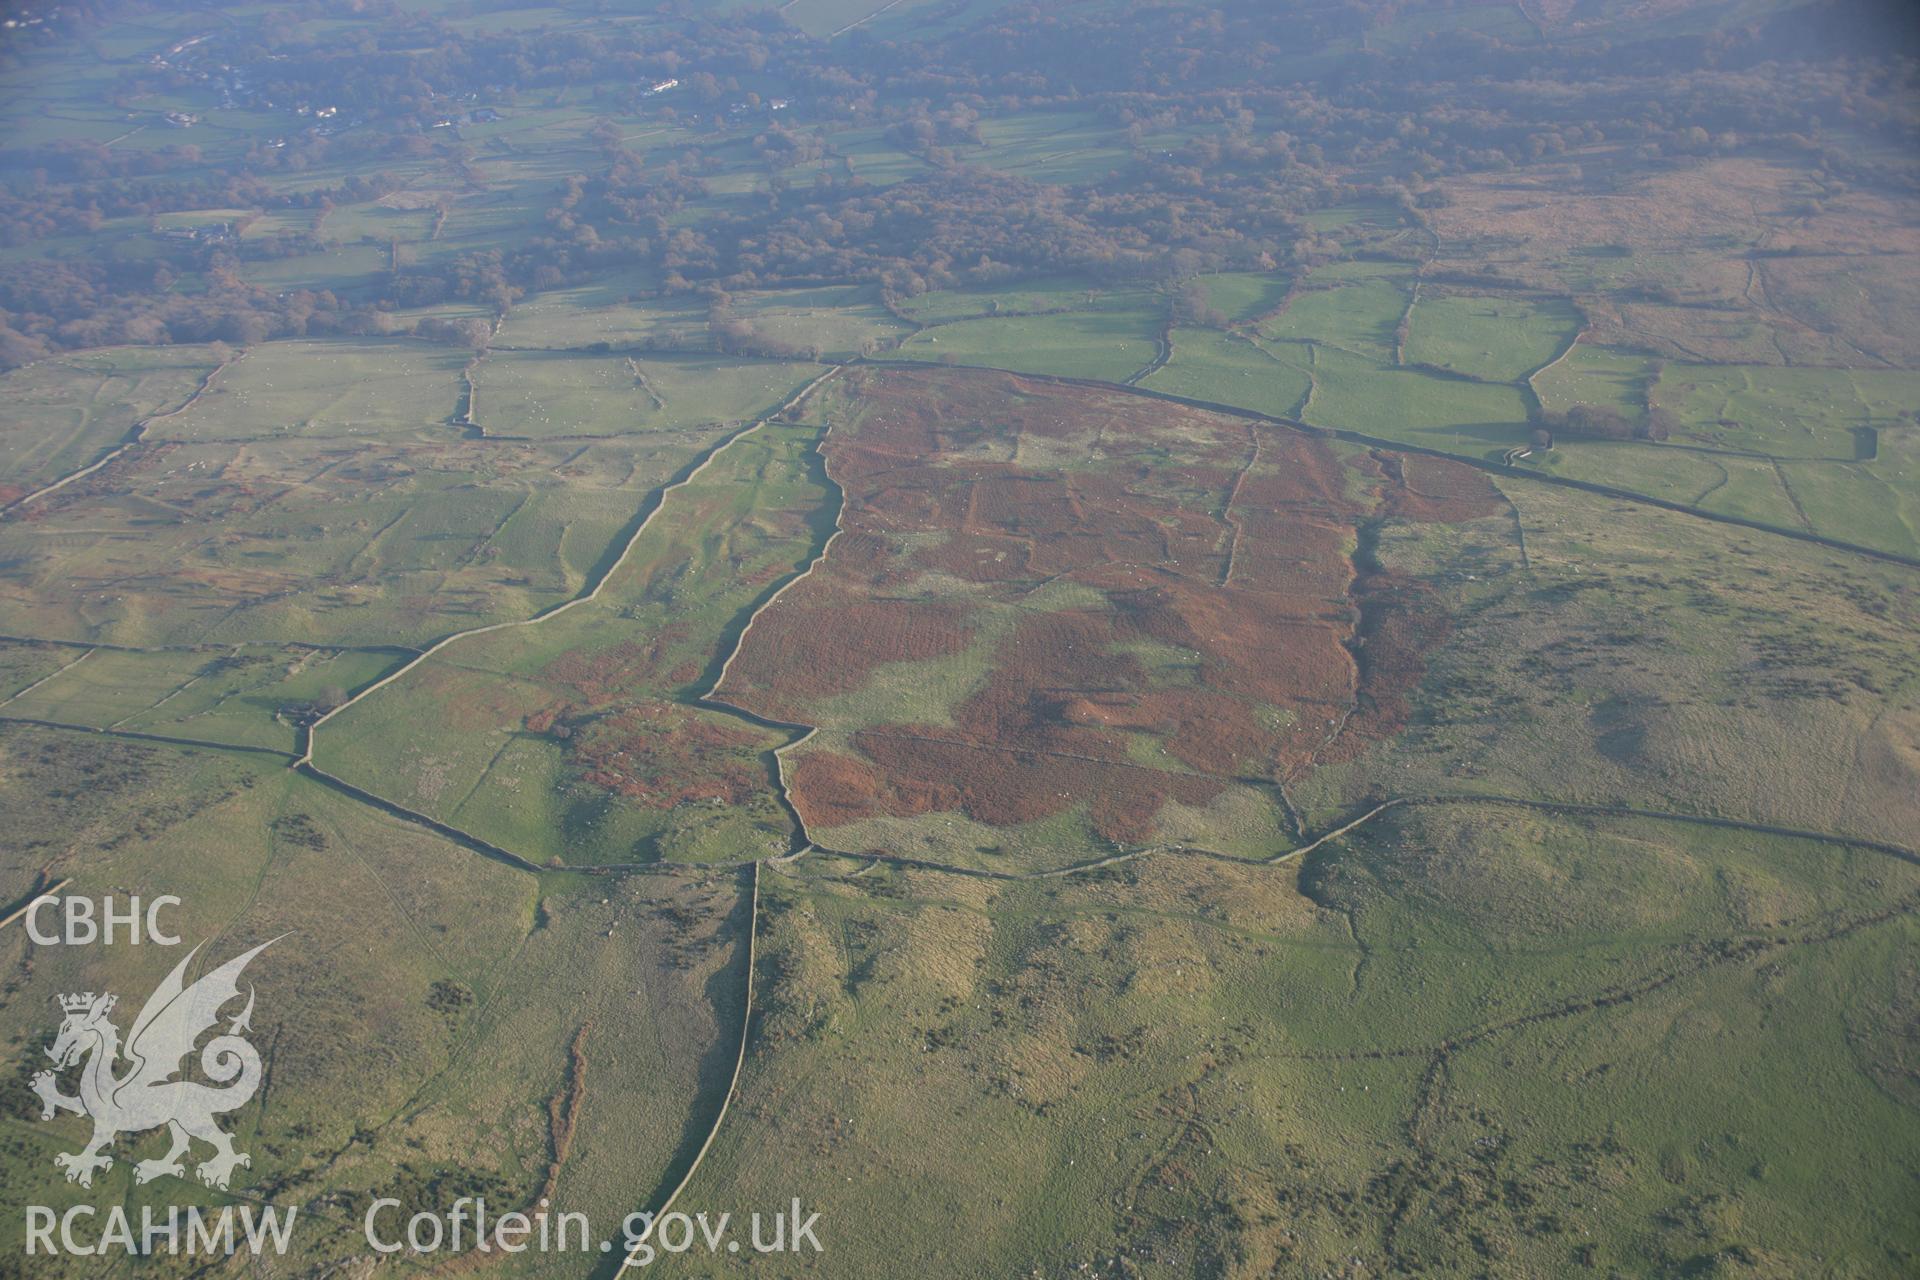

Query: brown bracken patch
[720,594,975,707]
[568,700,767,809]
[723,367,1494,845]
[541,627,692,704]
[1375,451,1507,523]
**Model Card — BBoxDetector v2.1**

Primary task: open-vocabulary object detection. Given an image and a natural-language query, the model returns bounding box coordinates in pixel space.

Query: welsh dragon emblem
[31,938,276,1190]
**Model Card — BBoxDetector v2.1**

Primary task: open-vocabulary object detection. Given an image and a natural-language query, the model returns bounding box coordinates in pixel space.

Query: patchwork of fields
[0,2,1915,1274]
[2,334,1916,1276]
[312,402,834,866]
[0,344,818,647]
[0,316,1914,1280]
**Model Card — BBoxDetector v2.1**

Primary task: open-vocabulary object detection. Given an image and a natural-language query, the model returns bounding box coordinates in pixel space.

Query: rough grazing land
[716,368,1504,864]
[312,417,828,866]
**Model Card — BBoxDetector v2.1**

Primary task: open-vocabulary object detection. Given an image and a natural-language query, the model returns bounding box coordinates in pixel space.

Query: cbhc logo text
[26,896,182,946]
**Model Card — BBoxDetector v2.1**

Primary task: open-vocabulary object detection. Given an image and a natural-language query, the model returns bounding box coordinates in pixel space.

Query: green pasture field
[412,191,552,265]
[969,111,1135,184]
[1143,326,1313,418]
[1653,362,1920,460]
[1369,0,1538,47]
[1262,260,1412,360]
[1781,438,1920,558]
[1514,349,1920,554]
[701,166,768,198]
[0,215,149,269]
[377,300,500,330]
[153,208,254,231]
[256,154,448,201]
[1193,271,1292,323]
[0,346,220,496]
[0,643,403,752]
[1525,439,1748,506]
[1530,340,1653,422]
[886,309,1162,383]
[894,278,1156,324]
[1297,200,1412,239]
[1520,437,1920,557]
[494,287,705,350]
[1302,346,1532,449]
[776,0,965,38]
[238,240,393,296]
[0,98,140,150]
[1694,452,1815,526]
[150,339,468,442]
[730,284,914,357]
[838,130,938,185]
[1168,263,1574,460]
[441,4,579,32]
[471,351,817,437]
[0,430,740,647]
[859,0,1024,40]
[238,210,317,239]
[1403,291,1582,381]
[321,202,434,247]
